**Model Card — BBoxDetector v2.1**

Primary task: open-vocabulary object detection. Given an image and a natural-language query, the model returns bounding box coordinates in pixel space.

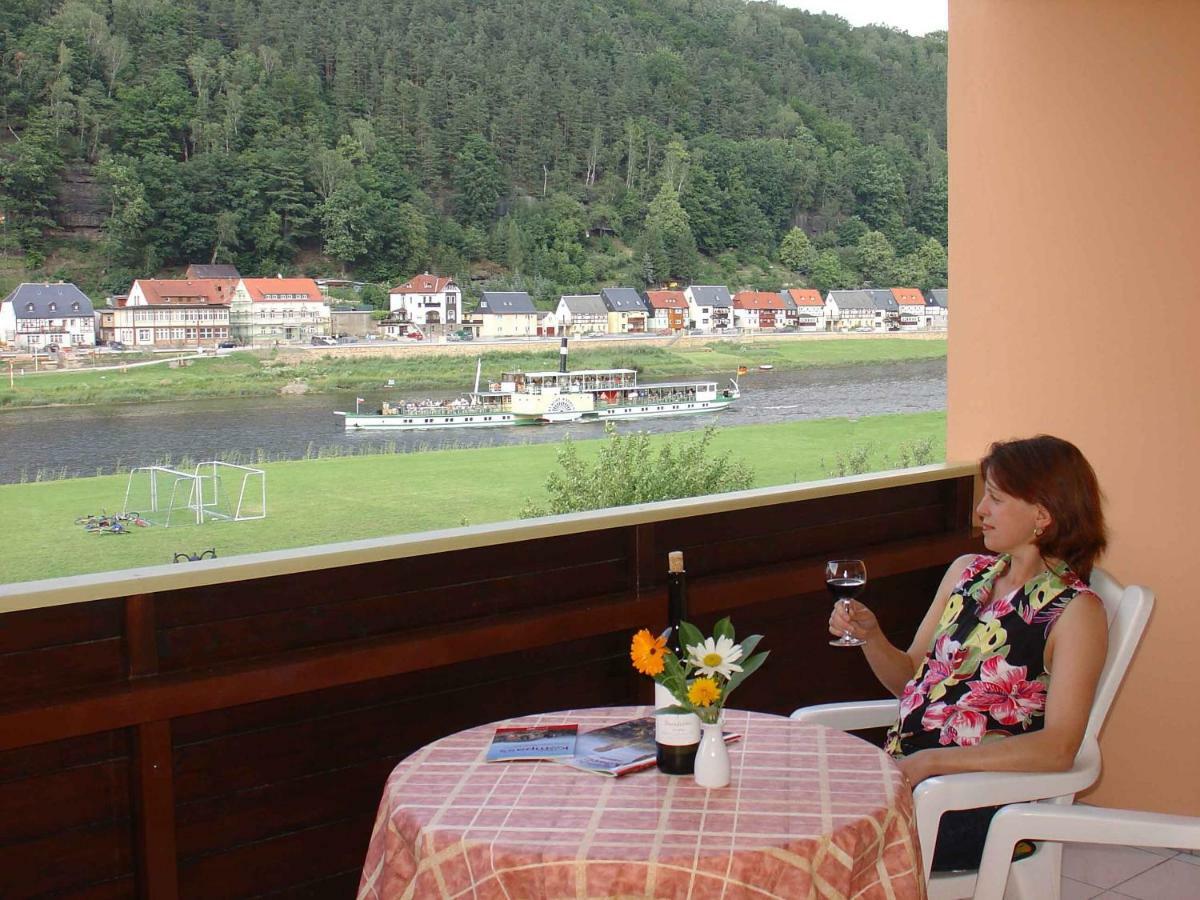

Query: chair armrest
[912,745,1102,880]
[789,699,897,730]
[974,803,1200,900]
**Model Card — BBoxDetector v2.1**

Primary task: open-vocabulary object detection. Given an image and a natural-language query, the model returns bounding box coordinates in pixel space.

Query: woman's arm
[895,591,1108,785]
[831,554,977,697]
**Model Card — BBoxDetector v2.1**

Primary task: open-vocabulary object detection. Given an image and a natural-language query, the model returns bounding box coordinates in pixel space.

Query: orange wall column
[947,0,1200,813]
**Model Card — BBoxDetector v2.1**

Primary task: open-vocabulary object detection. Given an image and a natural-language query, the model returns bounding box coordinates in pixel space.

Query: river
[0,358,945,484]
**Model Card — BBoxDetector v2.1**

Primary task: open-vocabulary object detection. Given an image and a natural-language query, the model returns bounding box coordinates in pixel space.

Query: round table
[358,706,924,899]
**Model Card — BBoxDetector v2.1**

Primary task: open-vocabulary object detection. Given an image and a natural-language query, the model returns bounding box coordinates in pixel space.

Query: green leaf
[678,620,705,652]
[737,634,763,659]
[713,616,734,641]
[722,650,769,702]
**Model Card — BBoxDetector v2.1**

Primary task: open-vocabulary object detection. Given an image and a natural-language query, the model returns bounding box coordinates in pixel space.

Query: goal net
[123,462,266,527]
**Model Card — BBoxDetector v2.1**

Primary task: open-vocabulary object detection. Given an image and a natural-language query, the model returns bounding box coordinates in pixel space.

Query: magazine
[561,716,741,777]
[485,723,578,762]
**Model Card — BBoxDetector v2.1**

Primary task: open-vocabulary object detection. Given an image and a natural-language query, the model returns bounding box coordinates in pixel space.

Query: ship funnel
[559,336,569,373]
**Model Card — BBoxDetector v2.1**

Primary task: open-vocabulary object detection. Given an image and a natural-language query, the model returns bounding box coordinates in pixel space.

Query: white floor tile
[1062,876,1106,899]
[1140,847,1182,859]
[1178,852,1200,867]
[1062,843,1168,889]
[1111,858,1200,899]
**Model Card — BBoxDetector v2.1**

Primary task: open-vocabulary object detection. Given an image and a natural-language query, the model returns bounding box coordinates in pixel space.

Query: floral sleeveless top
[885,554,1095,757]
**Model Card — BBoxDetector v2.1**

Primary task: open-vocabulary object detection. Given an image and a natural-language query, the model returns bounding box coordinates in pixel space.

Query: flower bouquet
[631,617,768,787]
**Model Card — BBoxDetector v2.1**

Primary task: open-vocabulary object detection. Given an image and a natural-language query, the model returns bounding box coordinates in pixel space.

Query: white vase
[693,718,730,789]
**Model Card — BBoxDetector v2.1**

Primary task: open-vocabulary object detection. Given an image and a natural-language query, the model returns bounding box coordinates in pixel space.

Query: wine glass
[826,559,867,647]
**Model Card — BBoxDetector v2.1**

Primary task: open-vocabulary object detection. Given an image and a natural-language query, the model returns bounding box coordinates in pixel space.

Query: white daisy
[686,635,744,679]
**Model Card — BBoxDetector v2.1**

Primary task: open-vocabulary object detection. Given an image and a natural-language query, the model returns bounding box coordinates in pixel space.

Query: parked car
[107,340,127,350]
[450,329,473,341]
[406,331,424,340]
[217,340,238,348]
[311,336,337,346]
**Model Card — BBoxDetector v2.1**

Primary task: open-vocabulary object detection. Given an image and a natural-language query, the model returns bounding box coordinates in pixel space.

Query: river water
[0,359,945,484]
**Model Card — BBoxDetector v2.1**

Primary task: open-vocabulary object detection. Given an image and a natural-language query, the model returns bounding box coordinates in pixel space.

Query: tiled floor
[1060,844,1200,898]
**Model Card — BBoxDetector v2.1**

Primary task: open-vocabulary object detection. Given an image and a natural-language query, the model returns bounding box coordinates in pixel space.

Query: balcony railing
[0,464,980,897]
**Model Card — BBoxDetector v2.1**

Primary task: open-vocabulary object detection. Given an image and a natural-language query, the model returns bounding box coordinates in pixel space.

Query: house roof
[926,289,948,308]
[239,278,324,302]
[865,289,899,312]
[185,264,241,279]
[826,290,876,310]
[891,287,925,307]
[390,272,456,294]
[3,283,95,318]
[785,288,825,308]
[687,285,732,308]
[733,290,786,310]
[644,290,688,310]
[559,294,608,316]
[478,291,536,315]
[600,287,647,313]
[134,279,235,306]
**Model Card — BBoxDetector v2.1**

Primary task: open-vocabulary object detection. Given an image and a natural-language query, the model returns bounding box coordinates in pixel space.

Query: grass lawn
[0,411,945,584]
[0,338,945,409]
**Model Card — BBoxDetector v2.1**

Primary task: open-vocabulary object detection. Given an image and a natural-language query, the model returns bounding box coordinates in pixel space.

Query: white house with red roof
[644,290,688,332]
[388,273,460,326]
[117,279,235,348]
[732,290,786,330]
[891,287,927,330]
[783,288,827,330]
[230,277,330,344]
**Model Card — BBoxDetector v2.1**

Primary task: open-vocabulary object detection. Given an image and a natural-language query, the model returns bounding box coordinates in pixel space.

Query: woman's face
[976,476,1048,554]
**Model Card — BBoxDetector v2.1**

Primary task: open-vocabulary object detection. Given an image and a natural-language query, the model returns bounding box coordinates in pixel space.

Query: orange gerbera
[630,628,667,676]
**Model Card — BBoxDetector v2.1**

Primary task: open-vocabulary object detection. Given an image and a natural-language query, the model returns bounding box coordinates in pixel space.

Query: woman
[829,435,1109,871]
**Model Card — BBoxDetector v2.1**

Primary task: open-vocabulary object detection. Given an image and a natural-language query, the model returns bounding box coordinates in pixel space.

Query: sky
[775,1,947,36]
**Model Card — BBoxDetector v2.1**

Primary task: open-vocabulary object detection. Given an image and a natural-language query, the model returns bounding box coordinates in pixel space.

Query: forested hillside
[0,0,947,301]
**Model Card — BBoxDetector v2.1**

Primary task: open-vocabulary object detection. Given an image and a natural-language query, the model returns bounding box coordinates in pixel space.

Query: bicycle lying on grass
[75,511,150,532]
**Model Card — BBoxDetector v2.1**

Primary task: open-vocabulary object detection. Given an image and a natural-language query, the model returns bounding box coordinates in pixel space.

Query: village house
[388,273,460,326]
[599,288,649,333]
[924,289,948,329]
[732,290,786,330]
[644,290,689,332]
[555,294,608,337]
[116,279,234,349]
[783,288,826,330]
[824,290,876,331]
[185,263,240,281]
[865,289,901,330]
[476,291,538,338]
[329,308,375,339]
[229,277,330,344]
[891,287,927,330]
[684,285,733,332]
[0,283,97,350]
[95,305,117,345]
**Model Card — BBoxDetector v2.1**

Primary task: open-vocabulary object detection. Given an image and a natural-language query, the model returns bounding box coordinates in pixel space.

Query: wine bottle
[656,550,700,774]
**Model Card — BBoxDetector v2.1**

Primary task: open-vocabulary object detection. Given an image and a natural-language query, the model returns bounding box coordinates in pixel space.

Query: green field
[0,338,945,409]
[0,412,945,585]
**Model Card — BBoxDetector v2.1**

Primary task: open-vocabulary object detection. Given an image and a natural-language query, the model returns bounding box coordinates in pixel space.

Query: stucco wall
[947,0,1200,813]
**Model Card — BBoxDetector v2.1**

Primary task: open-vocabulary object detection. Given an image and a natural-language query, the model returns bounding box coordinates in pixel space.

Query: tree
[855,230,896,287]
[915,237,947,289]
[521,425,754,517]
[810,250,851,292]
[644,181,697,283]
[778,227,816,273]
[453,133,505,227]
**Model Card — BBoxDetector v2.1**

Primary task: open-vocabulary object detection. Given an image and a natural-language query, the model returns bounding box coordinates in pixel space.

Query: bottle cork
[668,550,684,573]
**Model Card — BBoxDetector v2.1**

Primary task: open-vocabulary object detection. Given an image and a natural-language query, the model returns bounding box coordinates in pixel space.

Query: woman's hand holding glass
[827,598,881,646]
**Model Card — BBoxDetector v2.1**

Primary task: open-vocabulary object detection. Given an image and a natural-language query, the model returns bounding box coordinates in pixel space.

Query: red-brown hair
[980,435,1107,580]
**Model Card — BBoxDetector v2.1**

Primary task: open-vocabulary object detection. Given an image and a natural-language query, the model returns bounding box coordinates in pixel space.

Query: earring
[1034,527,1044,537]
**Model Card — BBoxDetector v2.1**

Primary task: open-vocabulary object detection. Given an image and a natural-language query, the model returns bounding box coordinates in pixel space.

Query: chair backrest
[1082,567,1154,741]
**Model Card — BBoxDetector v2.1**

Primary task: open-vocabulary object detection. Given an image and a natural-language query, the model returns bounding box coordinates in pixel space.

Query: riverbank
[0,337,945,410]
[0,411,945,583]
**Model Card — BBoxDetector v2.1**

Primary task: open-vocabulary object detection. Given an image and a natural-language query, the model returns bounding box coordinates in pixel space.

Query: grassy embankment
[0,411,945,584]
[0,338,946,409]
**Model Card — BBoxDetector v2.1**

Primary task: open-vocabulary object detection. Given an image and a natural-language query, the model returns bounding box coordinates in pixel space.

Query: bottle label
[656,712,701,746]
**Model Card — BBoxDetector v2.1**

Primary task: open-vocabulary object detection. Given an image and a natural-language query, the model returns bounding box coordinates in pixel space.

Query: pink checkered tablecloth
[358,707,924,899]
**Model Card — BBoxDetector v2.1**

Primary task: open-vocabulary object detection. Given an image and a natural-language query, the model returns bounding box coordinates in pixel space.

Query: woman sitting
[829,435,1109,871]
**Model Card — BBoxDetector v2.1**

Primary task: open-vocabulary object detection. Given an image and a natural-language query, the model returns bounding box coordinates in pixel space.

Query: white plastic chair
[973,804,1200,900]
[790,567,1154,899]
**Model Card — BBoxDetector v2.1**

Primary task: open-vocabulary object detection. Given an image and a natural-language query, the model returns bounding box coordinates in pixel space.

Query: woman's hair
[980,435,1108,580]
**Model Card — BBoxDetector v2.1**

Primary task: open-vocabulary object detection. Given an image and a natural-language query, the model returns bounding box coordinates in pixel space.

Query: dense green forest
[0,0,947,303]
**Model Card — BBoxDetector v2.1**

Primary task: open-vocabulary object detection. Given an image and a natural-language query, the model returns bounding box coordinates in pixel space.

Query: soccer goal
[123,462,266,527]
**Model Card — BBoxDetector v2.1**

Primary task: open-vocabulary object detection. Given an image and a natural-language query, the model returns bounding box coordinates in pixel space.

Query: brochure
[561,716,741,777]
[485,723,578,762]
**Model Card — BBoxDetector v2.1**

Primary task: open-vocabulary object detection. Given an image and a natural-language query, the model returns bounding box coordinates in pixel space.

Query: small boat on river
[335,339,740,430]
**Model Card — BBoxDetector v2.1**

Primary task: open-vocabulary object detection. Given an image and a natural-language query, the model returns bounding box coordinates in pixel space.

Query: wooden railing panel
[0,470,981,898]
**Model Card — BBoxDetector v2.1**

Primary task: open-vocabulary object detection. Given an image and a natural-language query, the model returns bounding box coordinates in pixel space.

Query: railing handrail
[0,461,979,614]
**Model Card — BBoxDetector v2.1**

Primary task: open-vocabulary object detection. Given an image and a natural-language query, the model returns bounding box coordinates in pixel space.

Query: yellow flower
[688,677,721,707]
[630,628,667,676]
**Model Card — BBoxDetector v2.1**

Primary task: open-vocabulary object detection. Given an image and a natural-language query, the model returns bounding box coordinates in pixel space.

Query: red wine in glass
[826,559,867,647]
